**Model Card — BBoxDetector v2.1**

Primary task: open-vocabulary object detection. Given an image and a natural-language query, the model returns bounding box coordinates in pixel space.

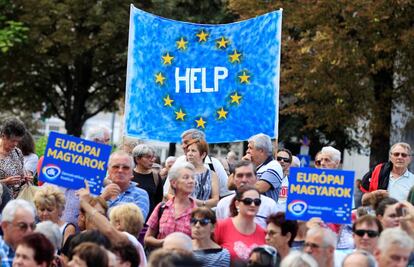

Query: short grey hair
[248,133,273,156]
[342,250,376,267]
[86,126,110,141]
[321,146,341,163]
[163,232,193,252]
[35,221,62,251]
[389,142,412,156]
[281,251,318,267]
[377,228,414,252]
[132,144,155,159]
[2,199,36,222]
[108,150,134,168]
[306,226,337,248]
[180,129,205,140]
[168,162,195,183]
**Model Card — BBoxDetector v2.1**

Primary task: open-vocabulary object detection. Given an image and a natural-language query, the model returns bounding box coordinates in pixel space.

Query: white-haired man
[374,228,414,267]
[85,126,111,145]
[101,151,150,219]
[242,133,283,201]
[361,142,414,202]
[163,129,232,198]
[0,199,36,267]
[304,226,337,267]
[319,146,341,169]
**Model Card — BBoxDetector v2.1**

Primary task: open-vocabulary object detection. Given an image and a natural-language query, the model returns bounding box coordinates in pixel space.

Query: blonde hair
[33,185,65,213]
[109,203,144,237]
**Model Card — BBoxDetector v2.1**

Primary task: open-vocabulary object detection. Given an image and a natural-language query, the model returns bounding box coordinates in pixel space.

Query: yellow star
[229,50,241,63]
[176,38,188,50]
[238,71,250,83]
[230,92,242,105]
[196,30,209,42]
[195,117,206,129]
[217,107,228,119]
[163,95,174,107]
[162,53,174,65]
[155,72,166,85]
[175,109,186,121]
[216,37,229,49]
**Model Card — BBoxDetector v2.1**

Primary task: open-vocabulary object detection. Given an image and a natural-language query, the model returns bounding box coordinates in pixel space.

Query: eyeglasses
[354,229,379,238]
[111,164,131,171]
[13,221,36,231]
[314,160,321,167]
[240,197,261,206]
[304,242,325,250]
[190,218,211,226]
[391,152,409,158]
[277,156,291,163]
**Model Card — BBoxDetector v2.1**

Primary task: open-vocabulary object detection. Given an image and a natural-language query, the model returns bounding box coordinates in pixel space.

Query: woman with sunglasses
[214,186,266,263]
[191,207,230,267]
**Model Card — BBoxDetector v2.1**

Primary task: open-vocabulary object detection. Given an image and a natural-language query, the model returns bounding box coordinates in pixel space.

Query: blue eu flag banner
[125,5,282,143]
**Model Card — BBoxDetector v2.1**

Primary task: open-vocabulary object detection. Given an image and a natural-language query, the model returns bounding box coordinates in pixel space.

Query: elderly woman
[192,207,230,267]
[265,212,298,260]
[0,117,31,199]
[185,139,219,207]
[214,186,266,263]
[144,162,197,249]
[132,144,163,217]
[12,233,55,267]
[33,185,76,246]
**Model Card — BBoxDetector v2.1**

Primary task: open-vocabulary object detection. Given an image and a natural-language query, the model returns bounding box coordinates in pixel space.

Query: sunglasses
[190,218,211,226]
[277,156,291,163]
[240,197,261,206]
[354,229,379,238]
[111,164,131,171]
[13,222,36,231]
[391,152,409,158]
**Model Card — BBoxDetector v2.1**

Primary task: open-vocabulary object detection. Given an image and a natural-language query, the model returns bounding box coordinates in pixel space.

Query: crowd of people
[0,117,413,267]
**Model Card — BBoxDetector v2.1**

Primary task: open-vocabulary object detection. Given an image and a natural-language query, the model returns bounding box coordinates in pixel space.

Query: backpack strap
[368,163,384,192]
[152,171,160,187]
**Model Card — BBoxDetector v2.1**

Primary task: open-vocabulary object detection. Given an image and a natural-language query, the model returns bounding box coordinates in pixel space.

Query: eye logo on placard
[288,200,308,216]
[42,164,61,180]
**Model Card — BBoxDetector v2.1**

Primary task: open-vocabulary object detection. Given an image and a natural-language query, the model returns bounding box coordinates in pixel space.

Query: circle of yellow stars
[155,29,251,129]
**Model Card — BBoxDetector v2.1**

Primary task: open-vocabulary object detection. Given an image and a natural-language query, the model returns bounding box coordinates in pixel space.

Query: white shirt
[163,155,233,198]
[387,169,414,201]
[215,193,284,228]
[277,175,289,209]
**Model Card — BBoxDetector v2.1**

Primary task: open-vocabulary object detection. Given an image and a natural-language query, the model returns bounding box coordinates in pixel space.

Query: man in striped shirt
[242,133,283,202]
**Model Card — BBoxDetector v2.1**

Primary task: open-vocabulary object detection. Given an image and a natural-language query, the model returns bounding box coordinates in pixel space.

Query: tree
[0,0,234,137]
[228,1,414,165]
[0,0,28,53]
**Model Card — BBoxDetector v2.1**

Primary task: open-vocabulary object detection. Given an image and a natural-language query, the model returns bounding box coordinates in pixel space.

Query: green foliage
[35,135,48,157]
[0,0,28,53]
[228,1,414,163]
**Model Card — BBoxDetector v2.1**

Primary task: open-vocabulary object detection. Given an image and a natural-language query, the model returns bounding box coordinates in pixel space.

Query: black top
[132,171,163,218]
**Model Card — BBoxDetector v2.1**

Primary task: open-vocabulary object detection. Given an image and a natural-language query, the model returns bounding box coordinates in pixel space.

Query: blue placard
[39,132,112,195]
[297,155,310,167]
[124,5,282,143]
[286,167,355,224]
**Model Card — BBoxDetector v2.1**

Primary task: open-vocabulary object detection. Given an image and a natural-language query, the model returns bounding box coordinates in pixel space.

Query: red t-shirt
[214,217,266,262]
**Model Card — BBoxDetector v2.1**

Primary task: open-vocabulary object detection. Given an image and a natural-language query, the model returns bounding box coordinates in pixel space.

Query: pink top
[214,217,266,262]
[147,197,197,239]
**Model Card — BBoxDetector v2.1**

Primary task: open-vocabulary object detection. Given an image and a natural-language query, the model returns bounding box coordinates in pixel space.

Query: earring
[236,207,240,213]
